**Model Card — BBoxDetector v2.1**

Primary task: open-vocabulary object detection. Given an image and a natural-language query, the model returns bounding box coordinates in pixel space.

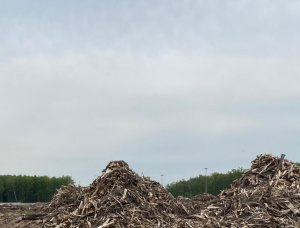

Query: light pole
[161,174,164,186]
[205,168,208,193]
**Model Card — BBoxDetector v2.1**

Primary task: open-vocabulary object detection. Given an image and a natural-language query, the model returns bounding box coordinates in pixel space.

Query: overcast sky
[1,0,300,186]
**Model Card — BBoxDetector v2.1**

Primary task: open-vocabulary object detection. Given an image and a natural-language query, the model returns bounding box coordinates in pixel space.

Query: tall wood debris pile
[41,160,188,228]
[183,154,300,227]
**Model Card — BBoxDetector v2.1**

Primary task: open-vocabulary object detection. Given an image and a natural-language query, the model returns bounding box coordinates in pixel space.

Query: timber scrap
[22,154,300,227]
[41,160,188,227]
[181,154,300,227]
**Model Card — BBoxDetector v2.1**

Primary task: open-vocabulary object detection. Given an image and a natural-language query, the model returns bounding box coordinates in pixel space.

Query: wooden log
[22,212,47,220]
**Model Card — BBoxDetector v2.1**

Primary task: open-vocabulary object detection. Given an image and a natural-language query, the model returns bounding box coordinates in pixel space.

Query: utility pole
[205,168,208,193]
[161,174,164,187]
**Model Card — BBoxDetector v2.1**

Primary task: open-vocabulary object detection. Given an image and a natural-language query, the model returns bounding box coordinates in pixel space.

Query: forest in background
[166,168,244,198]
[0,175,73,203]
[1,163,299,202]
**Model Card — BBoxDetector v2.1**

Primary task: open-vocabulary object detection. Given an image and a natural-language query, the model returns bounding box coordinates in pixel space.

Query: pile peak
[105,160,130,170]
[233,154,300,189]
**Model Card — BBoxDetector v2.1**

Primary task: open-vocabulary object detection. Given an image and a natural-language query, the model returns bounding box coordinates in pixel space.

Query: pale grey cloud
[1,0,300,59]
[1,50,300,185]
[1,1,300,186]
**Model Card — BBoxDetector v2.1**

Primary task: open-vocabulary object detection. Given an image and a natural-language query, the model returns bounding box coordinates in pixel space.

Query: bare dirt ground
[0,204,43,228]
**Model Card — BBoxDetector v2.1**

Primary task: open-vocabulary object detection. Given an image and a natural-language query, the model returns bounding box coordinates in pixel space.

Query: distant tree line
[0,175,74,203]
[166,168,244,198]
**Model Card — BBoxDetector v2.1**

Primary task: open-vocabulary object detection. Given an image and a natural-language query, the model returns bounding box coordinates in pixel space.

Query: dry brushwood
[21,154,300,228]
[181,154,300,227]
[41,160,188,228]
[177,193,216,215]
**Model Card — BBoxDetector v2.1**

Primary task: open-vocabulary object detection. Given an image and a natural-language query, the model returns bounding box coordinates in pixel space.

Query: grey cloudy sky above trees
[1,0,300,186]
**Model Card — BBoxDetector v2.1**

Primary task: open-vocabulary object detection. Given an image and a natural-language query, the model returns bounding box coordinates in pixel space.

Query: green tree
[0,179,4,202]
[0,175,74,203]
[166,168,244,198]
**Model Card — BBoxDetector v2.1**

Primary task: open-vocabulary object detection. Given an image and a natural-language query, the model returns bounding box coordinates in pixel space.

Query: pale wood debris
[40,160,188,227]
[179,153,300,227]
[20,154,300,227]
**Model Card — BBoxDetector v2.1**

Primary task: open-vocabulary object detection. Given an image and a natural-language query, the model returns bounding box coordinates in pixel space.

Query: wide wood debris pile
[41,161,188,227]
[182,154,300,227]
[21,154,300,227]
